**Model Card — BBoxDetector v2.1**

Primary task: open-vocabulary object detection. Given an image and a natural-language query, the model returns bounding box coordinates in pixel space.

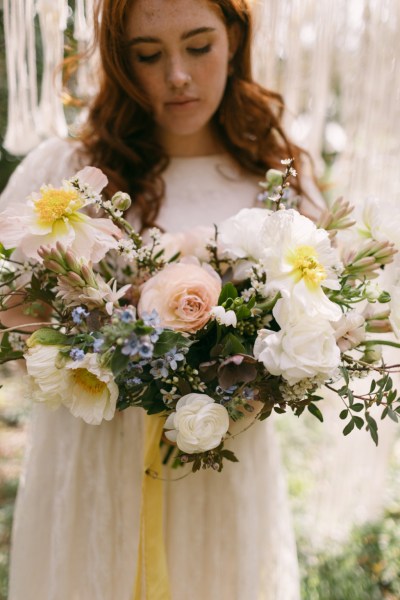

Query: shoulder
[0,137,84,210]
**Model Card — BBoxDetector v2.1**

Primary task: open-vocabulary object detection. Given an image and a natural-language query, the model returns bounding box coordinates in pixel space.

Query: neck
[158,124,225,157]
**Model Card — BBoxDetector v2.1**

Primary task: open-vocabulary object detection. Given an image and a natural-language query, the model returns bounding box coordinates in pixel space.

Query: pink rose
[138,261,221,333]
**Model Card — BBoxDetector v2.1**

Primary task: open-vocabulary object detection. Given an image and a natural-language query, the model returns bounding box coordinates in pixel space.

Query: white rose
[333,311,366,351]
[254,299,340,385]
[218,208,272,260]
[164,393,230,454]
[210,306,237,328]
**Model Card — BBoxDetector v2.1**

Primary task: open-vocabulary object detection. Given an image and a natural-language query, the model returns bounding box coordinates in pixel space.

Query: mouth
[165,98,200,108]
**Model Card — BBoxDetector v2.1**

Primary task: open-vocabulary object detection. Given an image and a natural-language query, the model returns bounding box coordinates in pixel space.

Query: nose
[166,57,191,89]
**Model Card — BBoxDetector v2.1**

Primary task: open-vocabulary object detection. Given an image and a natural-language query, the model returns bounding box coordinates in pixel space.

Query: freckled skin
[126,0,236,156]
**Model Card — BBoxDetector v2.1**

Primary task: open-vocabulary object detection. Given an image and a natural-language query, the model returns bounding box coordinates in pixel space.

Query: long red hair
[77,0,311,228]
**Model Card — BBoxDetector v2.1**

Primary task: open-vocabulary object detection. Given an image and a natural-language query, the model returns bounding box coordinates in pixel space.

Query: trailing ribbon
[133,414,171,600]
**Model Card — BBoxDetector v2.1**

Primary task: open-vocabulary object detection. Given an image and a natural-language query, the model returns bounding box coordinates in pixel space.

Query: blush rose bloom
[138,260,221,333]
[164,393,230,453]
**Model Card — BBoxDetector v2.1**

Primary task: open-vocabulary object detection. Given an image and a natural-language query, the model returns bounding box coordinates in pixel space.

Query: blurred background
[1,1,400,598]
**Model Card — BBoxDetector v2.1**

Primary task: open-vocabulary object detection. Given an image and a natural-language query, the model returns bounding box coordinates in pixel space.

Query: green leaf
[235,305,251,320]
[308,403,324,422]
[369,380,376,393]
[27,328,70,348]
[339,409,349,420]
[353,416,364,430]
[153,330,190,357]
[218,283,238,304]
[351,403,364,412]
[343,419,355,436]
[110,347,130,376]
[340,367,350,385]
[365,413,379,445]
[387,409,399,423]
[220,333,245,356]
[221,449,239,463]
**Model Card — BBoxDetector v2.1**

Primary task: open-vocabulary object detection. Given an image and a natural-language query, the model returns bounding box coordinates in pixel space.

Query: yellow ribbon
[133,414,171,600]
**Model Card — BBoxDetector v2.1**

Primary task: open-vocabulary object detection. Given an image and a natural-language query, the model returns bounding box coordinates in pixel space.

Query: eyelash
[137,44,212,64]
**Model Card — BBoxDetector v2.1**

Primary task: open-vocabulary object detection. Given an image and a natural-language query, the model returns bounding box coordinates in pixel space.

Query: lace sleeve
[0,137,82,211]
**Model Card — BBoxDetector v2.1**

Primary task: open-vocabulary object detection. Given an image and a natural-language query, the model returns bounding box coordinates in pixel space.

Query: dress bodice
[0,139,261,229]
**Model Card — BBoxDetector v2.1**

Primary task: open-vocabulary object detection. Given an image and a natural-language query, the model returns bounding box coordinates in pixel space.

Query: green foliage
[300,511,400,600]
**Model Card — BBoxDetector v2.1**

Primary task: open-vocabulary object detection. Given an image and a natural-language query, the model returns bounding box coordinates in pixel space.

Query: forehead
[126,0,224,34]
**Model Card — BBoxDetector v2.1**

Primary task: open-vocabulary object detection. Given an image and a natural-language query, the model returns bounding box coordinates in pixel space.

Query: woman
[3,1,321,598]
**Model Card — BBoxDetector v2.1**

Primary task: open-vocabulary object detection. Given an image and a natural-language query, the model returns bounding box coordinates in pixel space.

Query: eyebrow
[128,27,216,46]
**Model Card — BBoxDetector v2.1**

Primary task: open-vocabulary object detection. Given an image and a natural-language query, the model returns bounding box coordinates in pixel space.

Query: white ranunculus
[64,353,119,424]
[333,311,366,352]
[218,208,272,261]
[358,197,400,250]
[164,393,230,454]
[254,299,340,385]
[210,306,237,327]
[25,344,67,408]
[260,209,343,320]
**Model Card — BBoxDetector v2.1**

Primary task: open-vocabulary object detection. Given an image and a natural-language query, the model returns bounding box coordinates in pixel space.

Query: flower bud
[44,259,66,275]
[111,192,132,212]
[266,169,284,187]
[361,346,382,364]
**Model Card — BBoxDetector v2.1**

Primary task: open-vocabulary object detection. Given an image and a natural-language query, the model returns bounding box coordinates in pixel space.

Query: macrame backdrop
[2,0,400,547]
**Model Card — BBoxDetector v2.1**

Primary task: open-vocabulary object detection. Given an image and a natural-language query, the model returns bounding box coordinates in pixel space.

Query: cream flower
[333,311,366,352]
[0,167,120,262]
[25,344,118,424]
[260,209,342,320]
[358,197,400,250]
[64,353,119,424]
[164,393,230,453]
[25,344,67,408]
[218,208,272,260]
[254,299,340,385]
[138,260,221,333]
[389,271,400,338]
[158,226,214,262]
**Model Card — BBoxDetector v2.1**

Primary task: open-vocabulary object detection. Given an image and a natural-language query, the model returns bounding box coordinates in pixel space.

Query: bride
[2,1,323,598]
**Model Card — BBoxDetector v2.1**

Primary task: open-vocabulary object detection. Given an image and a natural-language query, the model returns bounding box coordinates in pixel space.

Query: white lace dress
[2,138,300,600]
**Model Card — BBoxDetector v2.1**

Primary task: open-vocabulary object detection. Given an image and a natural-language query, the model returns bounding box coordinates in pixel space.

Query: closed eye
[188,44,212,56]
[137,52,161,63]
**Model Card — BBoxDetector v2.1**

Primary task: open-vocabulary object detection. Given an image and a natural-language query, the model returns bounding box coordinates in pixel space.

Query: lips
[165,97,199,107]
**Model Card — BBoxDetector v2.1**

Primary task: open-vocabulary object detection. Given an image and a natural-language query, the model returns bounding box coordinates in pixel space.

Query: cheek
[131,65,164,109]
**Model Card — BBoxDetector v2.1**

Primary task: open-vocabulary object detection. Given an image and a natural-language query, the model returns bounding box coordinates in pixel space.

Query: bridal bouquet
[1,160,399,471]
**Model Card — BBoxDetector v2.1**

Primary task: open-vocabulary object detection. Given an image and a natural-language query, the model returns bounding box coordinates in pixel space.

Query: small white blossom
[210,306,237,328]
